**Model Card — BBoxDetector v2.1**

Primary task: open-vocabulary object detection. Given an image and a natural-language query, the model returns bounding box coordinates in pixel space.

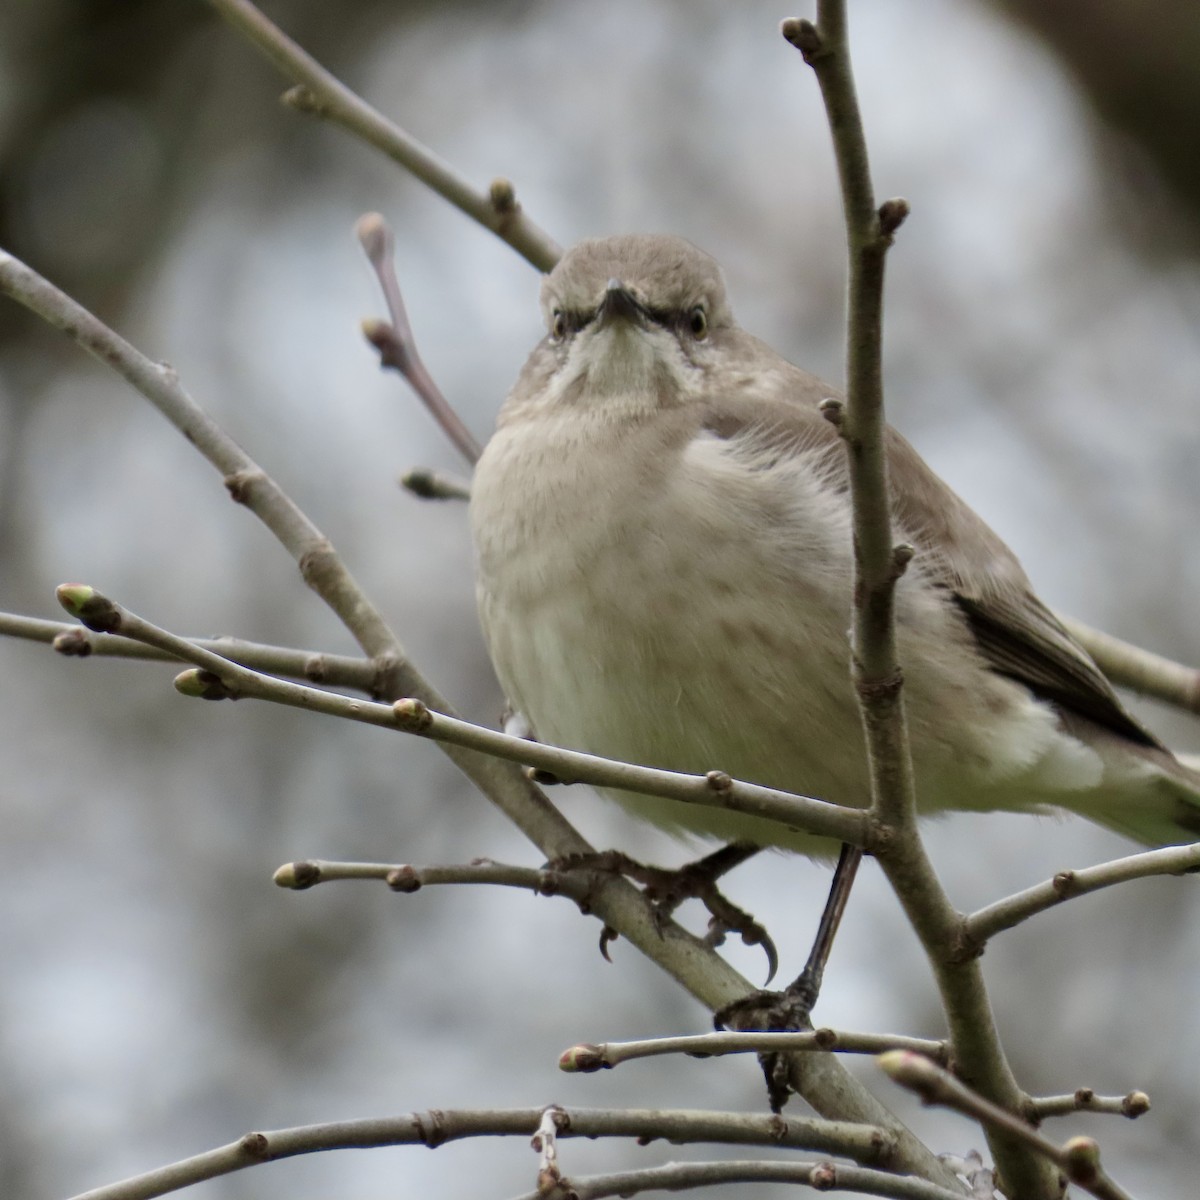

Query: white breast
[470,406,1102,853]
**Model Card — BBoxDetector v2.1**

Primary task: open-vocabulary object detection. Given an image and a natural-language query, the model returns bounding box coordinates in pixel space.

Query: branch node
[890,543,915,578]
[818,396,845,429]
[53,627,93,657]
[298,540,337,586]
[238,1132,270,1160]
[855,666,904,705]
[302,653,329,684]
[488,176,519,216]
[393,697,434,732]
[387,865,422,892]
[810,1161,838,1190]
[281,83,323,116]
[223,469,265,505]
[1051,870,1079,898]
[877,197,911,239]
[780,17,824,62]
[705,769,734,795]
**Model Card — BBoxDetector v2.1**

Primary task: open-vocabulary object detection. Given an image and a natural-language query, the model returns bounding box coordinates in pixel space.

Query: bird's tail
[1074,748,1200,848]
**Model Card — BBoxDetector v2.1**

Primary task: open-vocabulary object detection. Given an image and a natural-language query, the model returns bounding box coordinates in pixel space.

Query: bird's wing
[704,339,1160,749]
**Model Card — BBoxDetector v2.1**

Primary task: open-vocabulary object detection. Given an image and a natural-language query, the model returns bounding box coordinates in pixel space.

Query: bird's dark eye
[551,310,569,340]
[688,306,708,340]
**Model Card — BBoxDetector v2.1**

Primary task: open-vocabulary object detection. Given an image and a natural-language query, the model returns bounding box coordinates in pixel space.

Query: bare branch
[1028,1089,1151,1123]
[1060,615,1200,718]
[357,212,482,465]
[273,856,558,893]
[785,9,1055,1196]
[399,466,472,501]
[0,611,381,692]
[63,1105,892,1200]
[964,842,1200,944]
[53,583,866,847]
[559,1028,950,1072]
[507,1159,969,1200]
[204,0,561,270]
[880,1052,1137,1200]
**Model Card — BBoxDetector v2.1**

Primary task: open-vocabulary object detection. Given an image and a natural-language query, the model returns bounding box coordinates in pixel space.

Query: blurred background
[1,1,1199,1196]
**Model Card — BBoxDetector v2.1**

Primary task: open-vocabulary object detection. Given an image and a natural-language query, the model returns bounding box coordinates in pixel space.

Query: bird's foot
[713,971,821,1113]
[545,842,776,982]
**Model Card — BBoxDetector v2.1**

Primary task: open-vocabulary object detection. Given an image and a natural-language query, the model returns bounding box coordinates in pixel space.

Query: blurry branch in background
[64,1104,894,1200]
[784,8,1056,1198]
[880,1053,1136,1200]
[1060,615,1200,716]
[356,211,482,465]
[203,0,561,271]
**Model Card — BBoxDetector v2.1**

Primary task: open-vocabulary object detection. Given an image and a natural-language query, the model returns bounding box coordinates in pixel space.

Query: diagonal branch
[964,841,1200,944]
[204,0,561,271]
[356,212,482,465]
[881,1052,1136,1200]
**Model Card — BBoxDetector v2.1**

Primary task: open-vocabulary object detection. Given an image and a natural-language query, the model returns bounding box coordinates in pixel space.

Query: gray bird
[470,233,1200,855]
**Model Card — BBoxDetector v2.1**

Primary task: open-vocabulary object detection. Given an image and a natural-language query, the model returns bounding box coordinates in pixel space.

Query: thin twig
[880,1052,1136,1200]
[273,857,557,893]
[54,585,866,847]
[0,611,381,692]
[507,1159,968,1200]
[399,466,472,501]
[964,842,1200,945]
[1060,615,1200,717]
[63,1105,891,1200]
[357,212,482,465]
[1027,1089,1151,1123]
[784,10,1056,1198]
[204,0,560,271]
[559,1029,950,1072]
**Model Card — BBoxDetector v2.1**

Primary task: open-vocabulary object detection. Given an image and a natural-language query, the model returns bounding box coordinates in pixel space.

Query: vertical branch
[783,8,1062,1198]
[782,9,912,828]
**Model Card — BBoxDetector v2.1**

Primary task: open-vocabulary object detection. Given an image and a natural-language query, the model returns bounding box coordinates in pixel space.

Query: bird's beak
[596,278,648,328]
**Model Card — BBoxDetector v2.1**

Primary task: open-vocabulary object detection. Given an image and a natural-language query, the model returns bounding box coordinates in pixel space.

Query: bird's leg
[714,843,863,1111]
[546,841,775,979]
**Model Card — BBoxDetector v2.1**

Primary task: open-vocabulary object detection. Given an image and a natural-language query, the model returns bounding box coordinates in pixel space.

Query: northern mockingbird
[470,233,1200,855]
